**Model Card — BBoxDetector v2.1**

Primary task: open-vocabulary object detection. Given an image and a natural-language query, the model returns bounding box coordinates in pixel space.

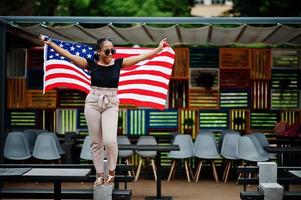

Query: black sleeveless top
[86,58,123,88]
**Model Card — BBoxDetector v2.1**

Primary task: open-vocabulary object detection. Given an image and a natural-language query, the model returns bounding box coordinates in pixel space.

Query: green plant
[183,118,194,127]
[195,72,215,90]
[233,117,245,126]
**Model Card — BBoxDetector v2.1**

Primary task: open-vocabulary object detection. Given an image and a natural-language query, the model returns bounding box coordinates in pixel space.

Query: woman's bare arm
[122,38,167,67]
[39,35,88,69]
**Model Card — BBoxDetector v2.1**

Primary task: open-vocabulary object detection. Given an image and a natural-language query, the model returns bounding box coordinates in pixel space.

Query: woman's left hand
[158,38,167,51]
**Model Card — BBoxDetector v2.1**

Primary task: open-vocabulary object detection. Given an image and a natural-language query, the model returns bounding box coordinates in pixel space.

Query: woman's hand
[39,34,51,45]
[157,38,167,51]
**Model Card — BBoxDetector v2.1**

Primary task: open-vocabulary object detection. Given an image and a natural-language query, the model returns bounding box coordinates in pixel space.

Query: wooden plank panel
[168,80,189,109]
[230,109,250,134]
[220,90,249,108]
[26,90,57,108]
[57,90,86,108]
[171,48,189,79]
[220,48,251,69]
[199,110,228,129]
[7,78,26,109]
[251,49,271,79]
[178,109,198,139]
[189,88,219,109]
[189,48,219,68]
[251,111,278,131]
[280,110,301,126]
[272,49,300,68]
[220,68,250,88]
[251,80,271,110]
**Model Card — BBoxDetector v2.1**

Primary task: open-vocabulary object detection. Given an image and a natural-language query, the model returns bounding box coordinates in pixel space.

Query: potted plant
[183,118,194,135]
[195,71,215,90]
[117,116,123,135]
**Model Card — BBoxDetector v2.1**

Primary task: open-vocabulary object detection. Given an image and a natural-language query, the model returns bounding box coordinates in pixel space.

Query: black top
[86,58,123,88]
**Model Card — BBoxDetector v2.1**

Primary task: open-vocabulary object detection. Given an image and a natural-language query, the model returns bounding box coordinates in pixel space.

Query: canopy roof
[1,16,301,46]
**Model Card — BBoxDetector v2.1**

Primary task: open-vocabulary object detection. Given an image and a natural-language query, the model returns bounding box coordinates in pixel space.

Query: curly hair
[93,37,112,61]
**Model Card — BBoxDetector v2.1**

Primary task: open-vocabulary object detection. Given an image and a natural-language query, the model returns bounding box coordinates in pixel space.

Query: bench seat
[240,191,301,200]
[0,188,132,200]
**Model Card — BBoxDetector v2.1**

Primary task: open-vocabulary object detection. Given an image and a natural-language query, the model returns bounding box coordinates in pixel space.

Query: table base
[145,196,172,200]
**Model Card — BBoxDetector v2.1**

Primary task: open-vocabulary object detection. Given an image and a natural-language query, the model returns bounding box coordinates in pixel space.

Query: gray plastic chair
[135,136,157,181]
[194,132,220,182]
[220,132,241,183]
[252,132,269,147]
[23,129,37,153]
[51,132,65,155]
[33,132,61,161]
[246,134,269,157]
[237,135,269,162]
[219,129,240,152]
[167,134,194,182]
[117,135,135,177]
[80,135,92,160]
[4,131,31,160]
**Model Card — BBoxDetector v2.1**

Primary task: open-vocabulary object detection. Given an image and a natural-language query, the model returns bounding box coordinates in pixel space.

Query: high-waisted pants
[84,87,119,174]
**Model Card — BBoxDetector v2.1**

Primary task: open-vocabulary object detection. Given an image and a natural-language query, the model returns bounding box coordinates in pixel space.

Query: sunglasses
[104,48,116,56]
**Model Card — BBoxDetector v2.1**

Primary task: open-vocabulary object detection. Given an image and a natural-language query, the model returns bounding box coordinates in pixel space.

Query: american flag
[43,39,175,110]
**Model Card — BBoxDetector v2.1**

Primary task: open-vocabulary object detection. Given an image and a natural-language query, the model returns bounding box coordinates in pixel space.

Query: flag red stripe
[45,82,90,94]
[120,70,171,79]
[119,98,165,110]
[115,51,175,60]
[45,73,91,85]
[118,79,169,89]
[46,64,90,79]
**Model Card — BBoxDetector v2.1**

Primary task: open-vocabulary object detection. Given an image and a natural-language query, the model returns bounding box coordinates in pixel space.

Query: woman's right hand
[39,34,51,45]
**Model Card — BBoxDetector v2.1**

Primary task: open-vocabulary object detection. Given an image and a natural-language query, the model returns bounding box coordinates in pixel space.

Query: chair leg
[125,159,136,178]
[184,160,191,182]
[167,160,176,182]
[195,160,202,183]
[135,159,143,181]
[211,161,219,182]
[222,160,229,180]
[151,159,157,181]
[189,166,195,181]
[224,160,232,183]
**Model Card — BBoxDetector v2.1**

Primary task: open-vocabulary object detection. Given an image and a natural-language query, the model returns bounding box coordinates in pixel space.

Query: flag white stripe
[118,84,168,94]
[135,56,175,65]
[120,65,172,75]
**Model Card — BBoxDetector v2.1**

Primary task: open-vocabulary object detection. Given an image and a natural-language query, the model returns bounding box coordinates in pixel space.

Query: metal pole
[0,19,6,163]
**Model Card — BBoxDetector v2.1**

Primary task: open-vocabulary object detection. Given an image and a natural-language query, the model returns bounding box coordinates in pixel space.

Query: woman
[39,35,167,185]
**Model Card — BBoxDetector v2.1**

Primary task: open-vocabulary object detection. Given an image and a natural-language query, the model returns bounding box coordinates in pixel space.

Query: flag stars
[75,52,80,56]
[50,48,54,52]
[60,56,65,60]
[55,53,59,56]
[82,49,87,53]
[87,54,92,58]
[70,46,75,51]
[59,43,64,47]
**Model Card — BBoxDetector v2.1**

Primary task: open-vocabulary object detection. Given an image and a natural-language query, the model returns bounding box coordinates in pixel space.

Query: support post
[0,20,6,163]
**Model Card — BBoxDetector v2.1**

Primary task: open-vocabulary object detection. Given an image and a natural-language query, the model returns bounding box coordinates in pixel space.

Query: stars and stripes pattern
[43,39,175,110]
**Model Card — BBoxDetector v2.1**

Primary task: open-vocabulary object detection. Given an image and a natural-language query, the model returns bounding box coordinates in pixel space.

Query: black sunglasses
[104,48,116,56]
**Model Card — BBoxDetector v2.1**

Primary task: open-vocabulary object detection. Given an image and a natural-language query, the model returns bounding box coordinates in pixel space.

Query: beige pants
[84,87,119,174]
